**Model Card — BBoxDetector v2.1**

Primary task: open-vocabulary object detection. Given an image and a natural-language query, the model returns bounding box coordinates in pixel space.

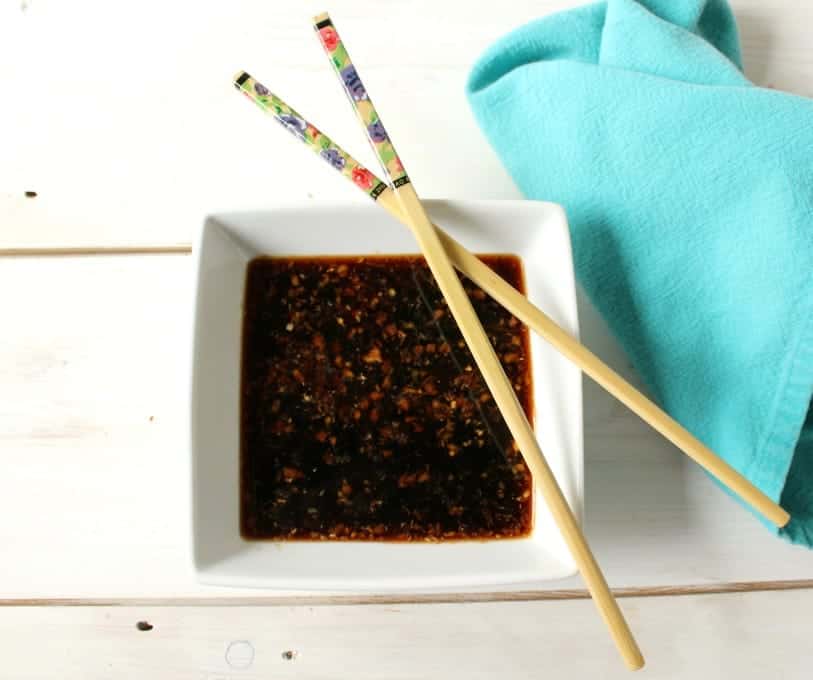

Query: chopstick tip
[233,71,250,90]
[776,507,791,528]
[313,12,332,28]
[628,656,646,671]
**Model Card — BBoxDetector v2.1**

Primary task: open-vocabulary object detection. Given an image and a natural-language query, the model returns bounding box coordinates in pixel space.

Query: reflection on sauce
[240,255,533,541]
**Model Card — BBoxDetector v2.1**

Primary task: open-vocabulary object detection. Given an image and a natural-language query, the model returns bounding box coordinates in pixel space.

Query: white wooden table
[2,1,812,677]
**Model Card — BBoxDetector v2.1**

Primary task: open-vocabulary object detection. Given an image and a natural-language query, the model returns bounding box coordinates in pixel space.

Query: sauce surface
[240,255,533,541]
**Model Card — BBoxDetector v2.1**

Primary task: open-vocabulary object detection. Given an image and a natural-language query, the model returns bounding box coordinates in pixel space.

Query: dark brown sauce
[240,255,533,541]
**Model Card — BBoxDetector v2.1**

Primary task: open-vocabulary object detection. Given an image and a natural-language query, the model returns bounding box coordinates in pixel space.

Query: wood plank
[2,254,812,599]
[1,589,811,678]
[2,0,812,248]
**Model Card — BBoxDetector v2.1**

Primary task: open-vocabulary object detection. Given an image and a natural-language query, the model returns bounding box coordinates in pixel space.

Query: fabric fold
[467,0,813,545]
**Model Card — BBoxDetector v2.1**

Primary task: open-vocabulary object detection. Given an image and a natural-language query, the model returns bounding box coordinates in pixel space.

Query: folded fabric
[467,0,813,546]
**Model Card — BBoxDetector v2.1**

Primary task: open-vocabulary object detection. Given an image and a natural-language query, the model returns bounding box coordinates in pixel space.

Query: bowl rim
[189,198,583,591]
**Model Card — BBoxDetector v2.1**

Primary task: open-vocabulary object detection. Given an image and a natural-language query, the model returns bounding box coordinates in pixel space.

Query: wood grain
[0,246,193,256]
[2,578,813,607]
[1,589,812,679]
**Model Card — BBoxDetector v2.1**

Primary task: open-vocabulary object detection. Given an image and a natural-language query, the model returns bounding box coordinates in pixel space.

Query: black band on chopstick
[314,18,333,29]
[234,71,250,89]
[370,182,387,200]
[393,176,411,188]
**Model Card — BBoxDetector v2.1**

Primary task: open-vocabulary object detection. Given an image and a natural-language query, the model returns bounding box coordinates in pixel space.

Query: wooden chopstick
[232,71,790,530]
[311,13,645,671]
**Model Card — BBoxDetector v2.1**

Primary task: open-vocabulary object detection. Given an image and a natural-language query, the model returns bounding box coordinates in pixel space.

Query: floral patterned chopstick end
[233,70,387,199]
[312,14,410,189]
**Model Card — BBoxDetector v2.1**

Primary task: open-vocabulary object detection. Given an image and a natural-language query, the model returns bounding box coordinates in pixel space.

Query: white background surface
[2,0,813,677]
[2,0,813,250]
[3,590,812,679]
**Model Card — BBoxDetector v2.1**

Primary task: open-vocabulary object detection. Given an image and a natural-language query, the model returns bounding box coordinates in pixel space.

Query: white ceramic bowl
[191,199,582,591]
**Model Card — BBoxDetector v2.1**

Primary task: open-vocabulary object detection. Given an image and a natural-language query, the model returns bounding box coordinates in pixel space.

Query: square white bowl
[191,199,582,591]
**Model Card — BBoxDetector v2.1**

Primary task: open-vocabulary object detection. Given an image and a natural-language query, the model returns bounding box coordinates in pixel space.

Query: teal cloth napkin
[467,0,813,545]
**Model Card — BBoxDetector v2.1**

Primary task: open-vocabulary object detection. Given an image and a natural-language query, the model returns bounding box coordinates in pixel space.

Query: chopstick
[232,70,790,530]
[311,13,644,671]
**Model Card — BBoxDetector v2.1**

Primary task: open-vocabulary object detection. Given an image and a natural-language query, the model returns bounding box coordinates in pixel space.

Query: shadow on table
[735,8,775,88]
[575,287,691,549]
